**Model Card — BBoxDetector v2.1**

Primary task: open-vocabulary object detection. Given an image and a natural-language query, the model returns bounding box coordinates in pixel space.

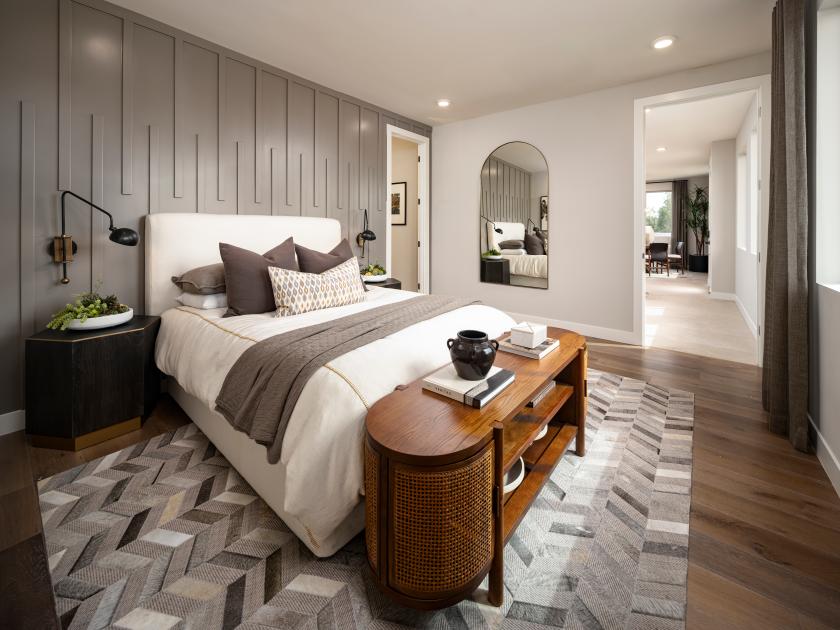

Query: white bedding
[503,253,548,278]
[155,286,515,556]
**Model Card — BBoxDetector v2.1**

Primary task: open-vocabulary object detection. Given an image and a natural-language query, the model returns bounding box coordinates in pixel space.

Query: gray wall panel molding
[148,124,159,212]
[91,114,104,286]
[121,17,133,194]
[19,102,36,405]
[174,36,183,198]
[1,0,430,412]
[58,0,72,189]
[195,133,204,212]
[217,52,226,201]
[255,69,263,204]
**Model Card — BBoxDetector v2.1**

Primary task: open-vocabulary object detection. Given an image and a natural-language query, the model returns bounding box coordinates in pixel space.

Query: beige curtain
[670,180,689,266]
[763,0,809,451]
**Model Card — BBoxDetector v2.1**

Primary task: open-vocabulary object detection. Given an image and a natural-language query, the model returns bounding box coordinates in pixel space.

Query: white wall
[391,137,419,290]
[708,139,737,295]
[816,6,840,287]
[431,53,771,342]
[735,95,760,332]
[811,4,840,494]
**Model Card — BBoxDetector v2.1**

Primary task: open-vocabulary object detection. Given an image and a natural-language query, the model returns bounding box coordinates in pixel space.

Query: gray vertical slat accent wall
[91,114,104,287]
[480,155,532,233]
[0,0,431,414]
[121,18,133,195]
[19,102,36,403]
[173,37,183,199]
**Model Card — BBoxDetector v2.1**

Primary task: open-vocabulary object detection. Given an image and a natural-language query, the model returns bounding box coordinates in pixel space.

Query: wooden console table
[364,327,586,609]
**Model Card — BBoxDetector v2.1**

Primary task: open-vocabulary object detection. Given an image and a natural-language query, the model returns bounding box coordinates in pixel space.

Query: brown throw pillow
[498,239,525,250]
[295,239,354,273]
[220,238,298,316]
[171,263,225,295]
[524,233,545,255]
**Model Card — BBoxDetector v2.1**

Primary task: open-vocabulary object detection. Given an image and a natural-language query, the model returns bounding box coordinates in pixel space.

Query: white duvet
[155,287,515,555]
[503,253,548,278]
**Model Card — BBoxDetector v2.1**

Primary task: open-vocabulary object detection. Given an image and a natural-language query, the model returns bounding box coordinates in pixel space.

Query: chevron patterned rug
[39,369,694,629]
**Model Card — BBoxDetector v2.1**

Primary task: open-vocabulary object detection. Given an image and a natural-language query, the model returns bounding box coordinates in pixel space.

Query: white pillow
[268,256,366,316]
[176,292,228,309]
[500,248,526,256]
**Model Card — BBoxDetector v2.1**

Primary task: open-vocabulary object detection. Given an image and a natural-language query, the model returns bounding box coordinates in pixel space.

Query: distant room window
[737,154,747,250]
[817,5,840,288]
[645,191,672,234]
[749,131,759,255]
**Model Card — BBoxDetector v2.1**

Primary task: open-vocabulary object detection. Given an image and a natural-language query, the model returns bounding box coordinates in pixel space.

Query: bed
[486,221,547,281]
[146,213,515,556]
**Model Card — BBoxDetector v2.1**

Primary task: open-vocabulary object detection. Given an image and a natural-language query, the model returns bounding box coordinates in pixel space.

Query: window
[645,191,672,234]
[817,4,840,288]
[736,154,747,250]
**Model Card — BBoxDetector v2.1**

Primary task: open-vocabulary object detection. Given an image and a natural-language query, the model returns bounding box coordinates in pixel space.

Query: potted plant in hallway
[685,185,709,272]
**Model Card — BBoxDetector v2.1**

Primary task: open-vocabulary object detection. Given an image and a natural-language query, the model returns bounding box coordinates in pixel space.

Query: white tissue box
[510,322,547,349]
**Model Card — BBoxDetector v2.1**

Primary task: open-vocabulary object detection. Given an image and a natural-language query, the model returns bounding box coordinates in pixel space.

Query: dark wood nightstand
[369,278,401,290]
[481,258,510,284]
[25,316,161,451]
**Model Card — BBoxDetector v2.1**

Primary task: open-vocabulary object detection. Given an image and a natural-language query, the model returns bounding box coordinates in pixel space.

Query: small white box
[510,322,547,349]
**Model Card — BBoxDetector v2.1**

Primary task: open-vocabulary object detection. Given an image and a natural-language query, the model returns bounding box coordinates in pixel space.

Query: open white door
[385,125,430,293]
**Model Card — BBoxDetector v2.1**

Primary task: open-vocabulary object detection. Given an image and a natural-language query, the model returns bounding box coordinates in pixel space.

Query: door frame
[633,75,771,365]
[385,125,430,293]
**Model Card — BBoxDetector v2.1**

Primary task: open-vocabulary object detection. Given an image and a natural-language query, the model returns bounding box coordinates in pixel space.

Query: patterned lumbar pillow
[268,256,366,316]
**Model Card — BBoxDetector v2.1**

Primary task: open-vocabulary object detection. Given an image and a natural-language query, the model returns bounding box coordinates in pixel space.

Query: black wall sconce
[481,214,503,234]
[355,208,376,265]
[50,190,140,284]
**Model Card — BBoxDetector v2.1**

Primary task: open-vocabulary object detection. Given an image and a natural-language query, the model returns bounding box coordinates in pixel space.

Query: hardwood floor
[586,340,840,630]
[24,342,840,628]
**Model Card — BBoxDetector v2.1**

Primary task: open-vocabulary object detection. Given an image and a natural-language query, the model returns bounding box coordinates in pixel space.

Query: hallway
[645,272,757,364]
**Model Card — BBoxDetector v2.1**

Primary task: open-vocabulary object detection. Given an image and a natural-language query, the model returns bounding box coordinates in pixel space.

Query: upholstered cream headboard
[144,213,342,315]
[487,221,526,250]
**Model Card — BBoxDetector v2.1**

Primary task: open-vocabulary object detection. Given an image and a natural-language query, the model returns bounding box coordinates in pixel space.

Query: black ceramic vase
[447,330,499,381]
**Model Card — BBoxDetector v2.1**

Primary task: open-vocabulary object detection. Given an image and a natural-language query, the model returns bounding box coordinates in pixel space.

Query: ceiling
[645,91,756,180]
[110,0,772,125]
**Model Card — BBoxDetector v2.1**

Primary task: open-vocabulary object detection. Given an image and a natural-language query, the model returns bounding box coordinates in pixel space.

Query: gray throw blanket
[215,295,475,463]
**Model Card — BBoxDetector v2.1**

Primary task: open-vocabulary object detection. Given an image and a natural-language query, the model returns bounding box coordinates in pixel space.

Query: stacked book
[422,365,515,409]
[498,335,559,359]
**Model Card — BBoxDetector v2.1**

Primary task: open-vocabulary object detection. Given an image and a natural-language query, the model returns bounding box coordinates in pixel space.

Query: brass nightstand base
[29,416,141,451]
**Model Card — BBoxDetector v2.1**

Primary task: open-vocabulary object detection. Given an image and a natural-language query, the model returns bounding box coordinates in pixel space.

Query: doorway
[385,125,430,293]
[634,76,770,365]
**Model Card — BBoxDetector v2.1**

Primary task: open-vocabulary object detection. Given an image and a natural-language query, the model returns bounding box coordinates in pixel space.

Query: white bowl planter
[362,274,388,283]
[482,255,502,261]
[503,457,526,495]
[67,307,134,331]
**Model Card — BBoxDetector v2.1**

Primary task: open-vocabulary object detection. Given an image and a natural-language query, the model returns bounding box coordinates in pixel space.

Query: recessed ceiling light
[656,146,667,152]
[652,35,676,50]
[645,107,652,113]
[437,99,450,108]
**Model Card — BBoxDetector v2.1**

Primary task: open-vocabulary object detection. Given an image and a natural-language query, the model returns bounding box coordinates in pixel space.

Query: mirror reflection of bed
[479,141,548,289]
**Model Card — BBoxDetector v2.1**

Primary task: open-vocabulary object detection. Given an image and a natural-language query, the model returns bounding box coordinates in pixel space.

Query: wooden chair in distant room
[648,242,669,276]
[668,241,685,275]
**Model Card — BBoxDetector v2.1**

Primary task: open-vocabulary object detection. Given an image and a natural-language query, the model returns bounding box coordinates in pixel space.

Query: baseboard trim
[505,311,639,345]
[708,291,736,301]
[734,294,758,338]
[0,409,25,436]
[809,413,840,498]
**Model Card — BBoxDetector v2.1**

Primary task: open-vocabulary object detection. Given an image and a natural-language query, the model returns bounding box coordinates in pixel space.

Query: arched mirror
[480,142,548,289]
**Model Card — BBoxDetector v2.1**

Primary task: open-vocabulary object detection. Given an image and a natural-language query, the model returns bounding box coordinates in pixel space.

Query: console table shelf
[503,423,578,543]
[502,383,573,473]
[364,327,587,610]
